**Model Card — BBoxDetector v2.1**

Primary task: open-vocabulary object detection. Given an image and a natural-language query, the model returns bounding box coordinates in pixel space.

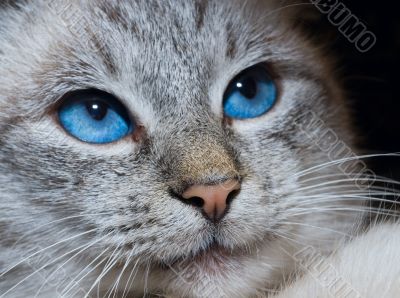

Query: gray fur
[0,1,366,297]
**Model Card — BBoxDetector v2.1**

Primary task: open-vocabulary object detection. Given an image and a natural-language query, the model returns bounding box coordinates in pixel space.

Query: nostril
[226,188,240,206]
[169,189,205,208]
[188,196,205,208]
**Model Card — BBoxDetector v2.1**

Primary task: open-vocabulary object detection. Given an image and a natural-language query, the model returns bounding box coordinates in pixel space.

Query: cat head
[0,0,366,296]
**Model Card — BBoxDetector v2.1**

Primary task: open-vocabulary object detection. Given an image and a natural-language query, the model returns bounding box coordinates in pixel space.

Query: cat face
[0,0,365,296]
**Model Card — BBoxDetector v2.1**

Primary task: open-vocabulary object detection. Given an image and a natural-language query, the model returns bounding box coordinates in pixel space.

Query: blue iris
[58,91,133,144]
[223,65,277,119]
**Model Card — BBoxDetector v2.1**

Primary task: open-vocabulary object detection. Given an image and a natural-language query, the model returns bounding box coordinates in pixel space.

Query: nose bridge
[174,130,239,186]
[156,123,242,222]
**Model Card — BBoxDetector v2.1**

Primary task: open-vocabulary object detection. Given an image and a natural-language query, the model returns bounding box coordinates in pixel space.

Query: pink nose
[182,179,241,222]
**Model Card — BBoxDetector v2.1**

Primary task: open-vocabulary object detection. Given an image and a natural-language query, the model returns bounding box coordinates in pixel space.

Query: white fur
[275,223,400,298]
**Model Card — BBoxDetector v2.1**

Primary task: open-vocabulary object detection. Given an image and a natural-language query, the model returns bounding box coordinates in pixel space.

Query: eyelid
[223,63,280,101]
[57,89,117,106]
[55,89,133,120]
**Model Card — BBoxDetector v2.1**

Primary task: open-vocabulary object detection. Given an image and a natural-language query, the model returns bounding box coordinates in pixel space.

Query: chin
[140,240,295,298]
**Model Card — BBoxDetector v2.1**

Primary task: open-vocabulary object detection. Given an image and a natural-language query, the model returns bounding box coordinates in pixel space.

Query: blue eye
[223,65,277,119]
[58,90,133,144]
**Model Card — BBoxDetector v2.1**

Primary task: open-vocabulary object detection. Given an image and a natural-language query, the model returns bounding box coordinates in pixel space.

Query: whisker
[296,194,400,205]
[272,230,306,247]
[263,2,315,18]
[296,179,374,192]
[121,258,141,298]
[142,261,151,297]
[62,249,109,296]
[299,173,385,186]
[1,229,98,297]
[34,233,110,297]
[60,248,110,297]
[0,228,97,278]
[289,207,400,218]
[110,249,135,298]
[282,221,354,238]
[12,212,112,248]
[83,242,123,298]
[294,153,400,179]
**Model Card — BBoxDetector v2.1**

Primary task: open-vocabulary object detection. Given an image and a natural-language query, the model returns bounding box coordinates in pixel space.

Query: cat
[0,0,391,297]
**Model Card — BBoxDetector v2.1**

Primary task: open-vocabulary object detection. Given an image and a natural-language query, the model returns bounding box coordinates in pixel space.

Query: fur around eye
[58,90,133,144]
[223,65,277,119]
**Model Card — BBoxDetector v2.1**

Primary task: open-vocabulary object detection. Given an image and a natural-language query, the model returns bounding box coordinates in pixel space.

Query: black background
[306,1,400,179]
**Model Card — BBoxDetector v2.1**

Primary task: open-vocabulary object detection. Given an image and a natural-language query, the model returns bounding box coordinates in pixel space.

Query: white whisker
[1,229,98,297]
[83,243,123,298]
[294,153,400,179]
[121,258,141,298]
[34,233,109,297]
[61,248,110,296]
[0,228,97,278]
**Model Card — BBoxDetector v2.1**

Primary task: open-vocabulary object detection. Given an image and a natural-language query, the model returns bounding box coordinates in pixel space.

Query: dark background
[307,1,400,179]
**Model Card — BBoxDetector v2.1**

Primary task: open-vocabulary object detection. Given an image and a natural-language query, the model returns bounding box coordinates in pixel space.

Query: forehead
[88,0,233,115]
[44,0,285,119]
[2,0,296,125]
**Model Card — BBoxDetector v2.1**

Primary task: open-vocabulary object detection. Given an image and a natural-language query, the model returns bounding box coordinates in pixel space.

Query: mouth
[161,240,250,277]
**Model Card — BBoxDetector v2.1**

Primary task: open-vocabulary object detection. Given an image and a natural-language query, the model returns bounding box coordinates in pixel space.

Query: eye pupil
[237,77,257,99]
[86,101,108,121]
